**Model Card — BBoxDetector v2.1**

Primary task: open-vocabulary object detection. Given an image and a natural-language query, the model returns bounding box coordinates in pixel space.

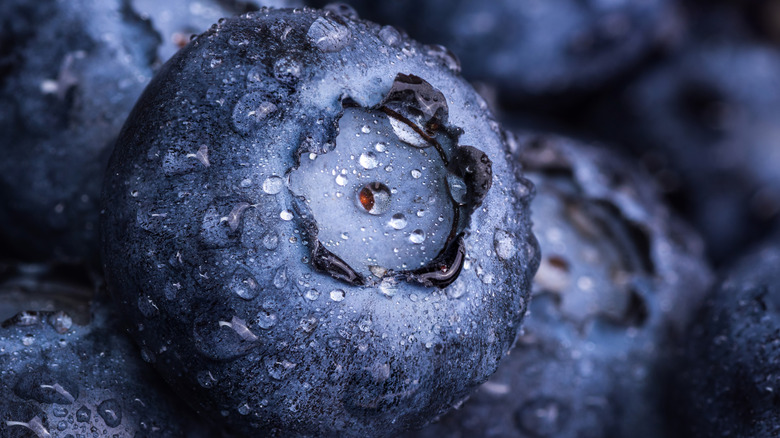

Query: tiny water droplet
[263,232,279,250]
[304,288,320,301]
[409,229,426,244]
[388,213,408,230]
[256,309,277,329]
[262,175,284,194]
[273,267,288,288]
[330,289,346,302]
[359,152,379,169]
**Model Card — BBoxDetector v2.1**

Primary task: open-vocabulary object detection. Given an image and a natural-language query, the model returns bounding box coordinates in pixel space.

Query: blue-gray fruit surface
[404,134,712,438]
[101,7,538,437]
[0,0,291,265]
[673,235,780,437]
[0,282,205,437]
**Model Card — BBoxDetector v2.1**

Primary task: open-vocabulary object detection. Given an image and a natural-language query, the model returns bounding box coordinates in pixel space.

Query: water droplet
[410,229,426,244]
[324,3,359,19]
[330,289,346,302]
[304,288,320,301]
[359,152,379,169]
[358,316,372,332]
[410,169,422,179]
[266,358,296,380]
[22,334,34,346]
[256,310,277,329]
[48,311,72,334]
[307,16,352,52]
[280,210,293,221]
[361,125,371,134]
[378,25,401,47]
[273,267,288,288]
[388,116,429,148]
[230,268,259,300]
[388,213,408,230]
[375,142,387,152]
[335,174,348,186]
[273,56,302,84]
[262,232,279,250]
[425,44,462,73]
[232,92,279,133]
[300,316,318,333]
[237,402,251,415]
[356,182,392,215]
[263,175,284,194]
[76,406,91,422]
[97,399,122,428]
[447,174,468,204]
[494,230,517,260]
[197,370,217,388]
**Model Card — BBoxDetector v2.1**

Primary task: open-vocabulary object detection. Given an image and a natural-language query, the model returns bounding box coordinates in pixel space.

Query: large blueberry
[308,0,679,105]
[0,273,210,437]
[0,0,291,265]
[403,134,712,438]
[672,234,780,437]
[101,8,538,437]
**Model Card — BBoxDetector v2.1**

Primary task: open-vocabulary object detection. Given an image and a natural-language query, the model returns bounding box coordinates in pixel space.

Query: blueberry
[0,274,211,437]
[101,8,538,436]
[0,0,292,265]
[588,39,780,263]
[404,134,712,438]
[308,0,679,105]
[672,235,780,437]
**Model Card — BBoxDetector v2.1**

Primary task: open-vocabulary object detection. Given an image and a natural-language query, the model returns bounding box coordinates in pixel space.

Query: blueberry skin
[404,134,712,438]
[101,8,538,437]
[673,237,780,437]
[589,40,780,263]
[309,0,679,104]
[0,289,208,437]
[0,0,290,265]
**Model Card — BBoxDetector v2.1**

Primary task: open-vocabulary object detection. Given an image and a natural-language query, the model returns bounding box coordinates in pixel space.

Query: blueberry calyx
[289,74,492,289]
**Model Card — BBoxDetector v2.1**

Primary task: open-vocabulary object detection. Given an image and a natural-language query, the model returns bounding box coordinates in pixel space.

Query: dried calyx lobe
[289,74,491,288]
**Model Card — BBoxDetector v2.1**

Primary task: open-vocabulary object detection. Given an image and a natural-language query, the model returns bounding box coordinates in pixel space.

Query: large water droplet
[307,16,351,52]
[280,210,293,221]
[356,182,391,215]
[262,175,284,194]
[335,174,348,186]
[330,289,346,302]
